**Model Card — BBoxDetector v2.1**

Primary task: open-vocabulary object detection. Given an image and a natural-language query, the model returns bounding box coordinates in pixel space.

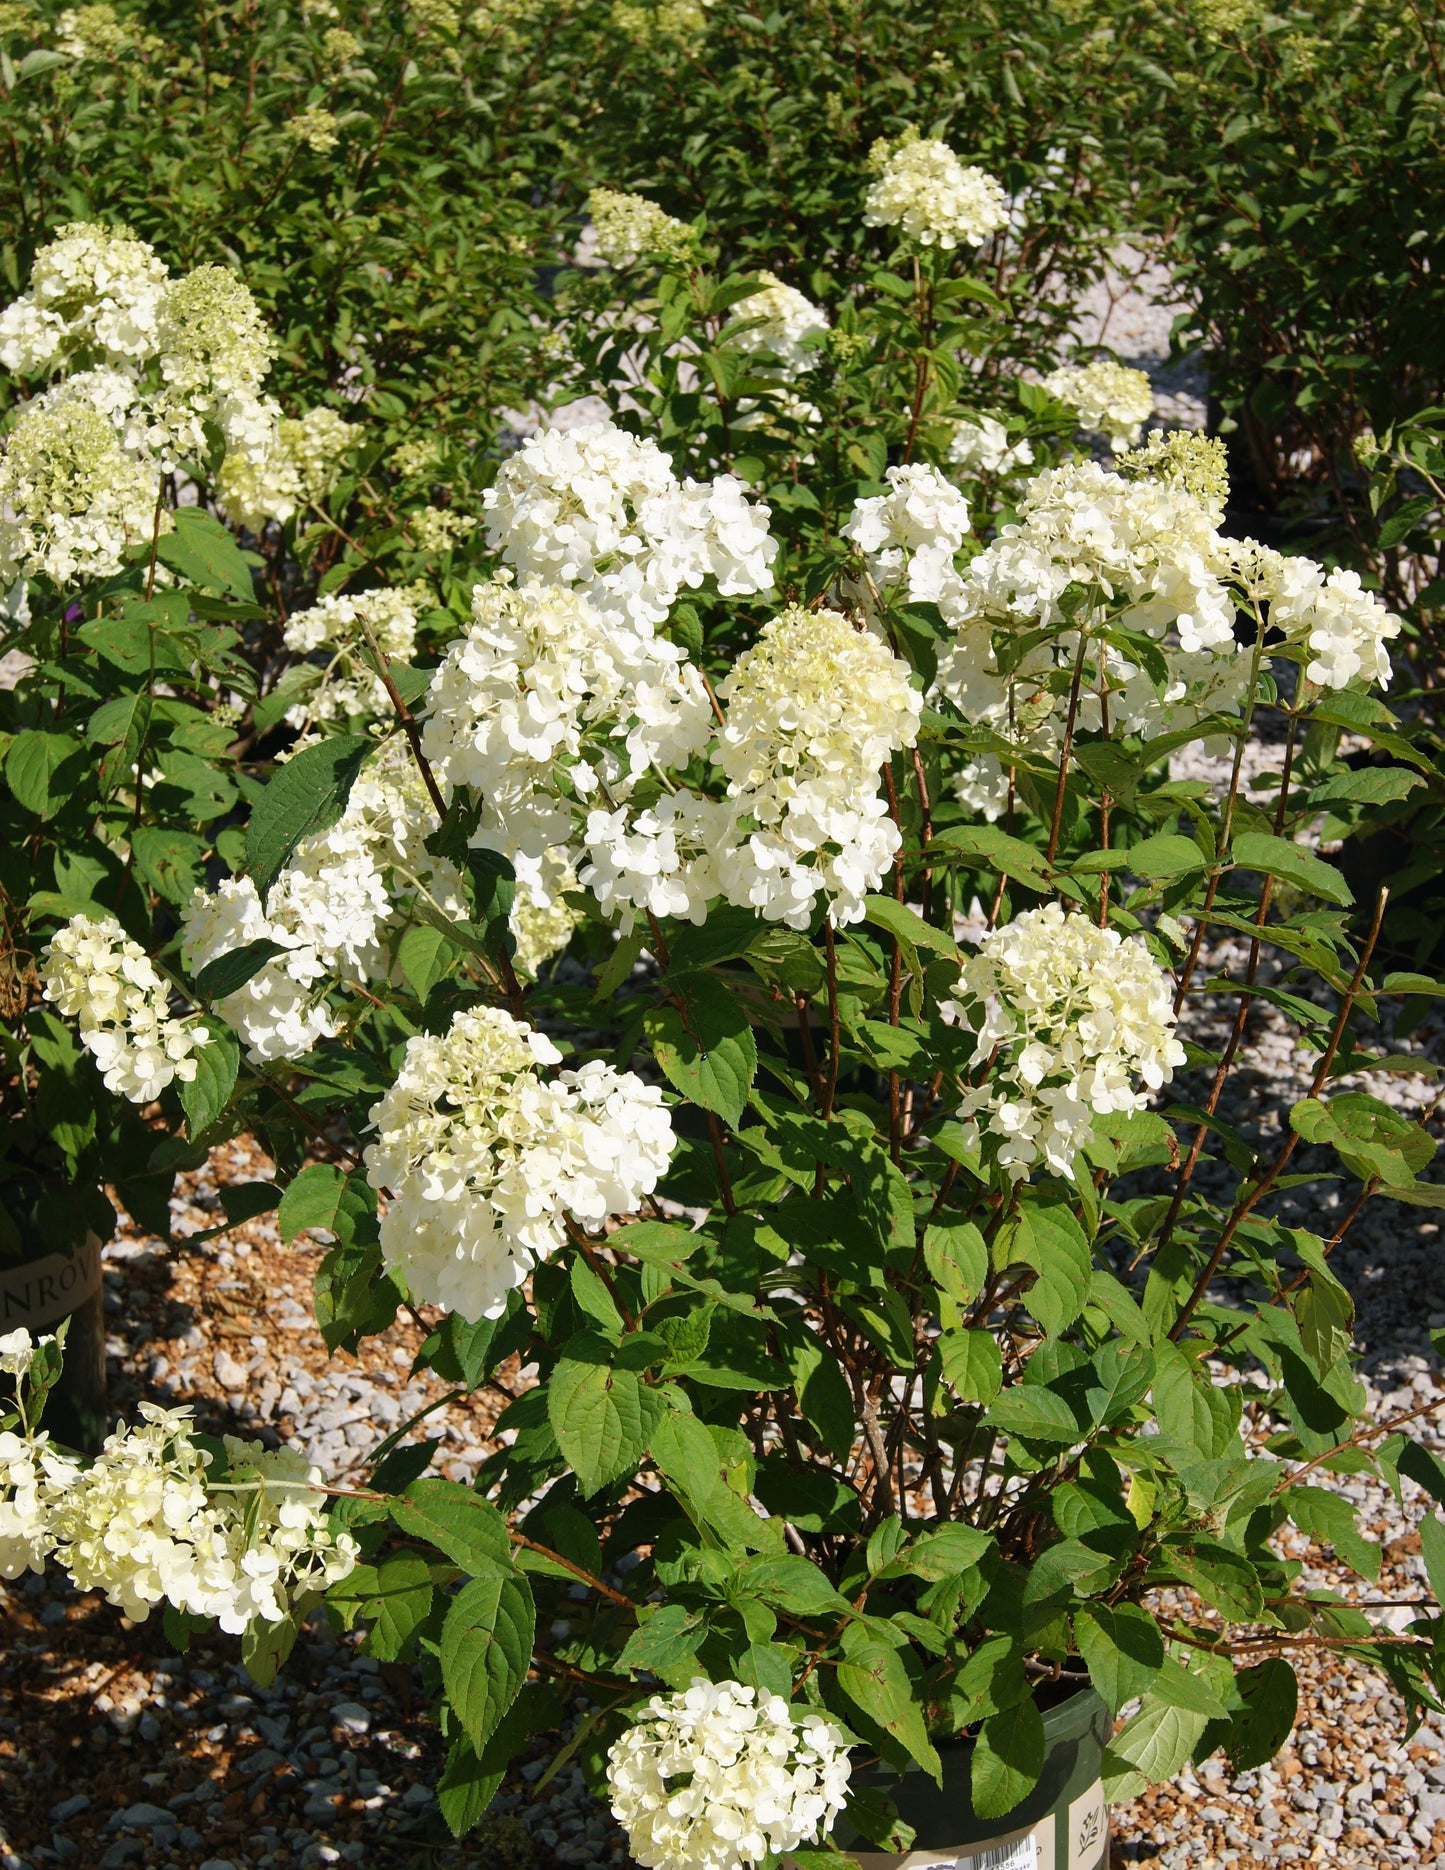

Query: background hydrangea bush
[2,3,1445,1864]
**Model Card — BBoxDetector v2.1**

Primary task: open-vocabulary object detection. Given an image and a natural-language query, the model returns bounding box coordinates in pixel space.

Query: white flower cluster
[725,273,829,379]
[183,792,400,1069]
[933,456,1399,809]
[422,572,713,867]
[934,456,1248,792]
[217,405,355,531]
[411,504,478,554]
[0,1397,357,1626]
[364,1006,674,1321]
[55,2,137,59]
[586,189,698,269]
[40,915,210,1103]
[949,413,1035,480]
[863,135,1007,250]
[1042,359,1155,452]
[0,387,167,585]
[482,419,775,631]
[285,106,341,153]
[842,462,971,605]
[0,221,168,373]
[0,1327,53,1378]
[58,1412,356,1629]
[1234,545,1400,689]
[0,1423,78,1581]
[607,1679,852,1870]
[943,902,1186,1180]
[281,583,427,729]
[585,605,921,931]
[0,224,317,585]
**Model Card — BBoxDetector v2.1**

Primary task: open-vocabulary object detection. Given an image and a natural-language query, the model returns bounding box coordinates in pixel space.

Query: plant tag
[958,1841,1037,1870]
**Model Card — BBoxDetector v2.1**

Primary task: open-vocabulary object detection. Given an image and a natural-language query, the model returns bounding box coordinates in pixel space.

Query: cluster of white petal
[364,1006,674,1321]
[1042,359,1155,452]
[942,902,1185,1180]
[607,1679,852,1870]
[0,1426,79,1580]
[145,263,279,469]
[423,573,713,861]
[282,583,426,729]
[40,1403,356,1629]
[0,385,168,585]
[1233,544,1399,689]
[217,405,356,531]
[935,457,1246,767]
[0,225,318,584]
[863,135,1007,250]
[841,463,971,605]
[585,188,697,268]
[0,221,168,374]
[725,273,829,378]
[511,847,585,976]
[482,420,775,630]
[40,915,210,1103]
[1,1333,355,1625]
[949,413,1035,480]
[411,504,478,553]
[585,606,921,931]
[180,816,392,1064]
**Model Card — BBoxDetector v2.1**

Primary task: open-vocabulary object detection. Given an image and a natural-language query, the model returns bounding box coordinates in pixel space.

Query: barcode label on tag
[957,1839,1038,1870]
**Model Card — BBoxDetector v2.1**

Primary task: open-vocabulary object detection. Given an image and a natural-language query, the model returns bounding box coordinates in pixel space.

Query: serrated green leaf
[644,970,757,1127]
[1232,831,1353,906]
[548,1333,647,1496]
[245,735,371,898]
[441,1561,535,1752]
[971,1698,1044,1819]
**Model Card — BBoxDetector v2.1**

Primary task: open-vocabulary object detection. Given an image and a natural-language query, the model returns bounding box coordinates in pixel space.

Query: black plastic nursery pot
[0,1230,107,1453]
[838,1684,1111,1870]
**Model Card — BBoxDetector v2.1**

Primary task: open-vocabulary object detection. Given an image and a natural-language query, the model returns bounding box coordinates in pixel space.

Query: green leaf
[193,936,287,1000]
[1296,1270,1354,1378]
[928,824,1049,889]
[923,1221,988,1303]
[277,1163,348,1242]
[5,730,86,819]
[220,1181,279,1225]
[644,971,757,1128]
[1162,1538,1264,1620]
[649,1410,771,1553]
[178,1018,239,1137]
[863,895,960,959]
[618,1604,706,1675]
[938,1328,1002,1404]
[1102,1696,1210,1801]
[888,1523,992,1583]
[245,735,372,898]
[398,923,459,1000]
[333,1552,437,1661]
[393,1478,513,1571]
[971,1699,1045,1820]
[836,1638,942,1783]
[1152,1344,1241,1458]
[547,1334,647,1496]
[1287,1485,1380,1580]
[156,506,257,601]
[785,1325,855,1460]
[1222,1659,1298,1771]
[440,1561,535,1752]
[998,1199,1091,1336]
[1074,1604,1165,1713]
[132,827,207,905]
[1231,832,1353,906]
[1117,832,1210,880]
[986,1387,1083,1444]
[1290,1092,1436,1188]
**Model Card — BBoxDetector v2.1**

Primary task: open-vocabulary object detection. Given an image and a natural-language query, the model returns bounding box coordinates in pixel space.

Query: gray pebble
[48,1798,88,1824]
